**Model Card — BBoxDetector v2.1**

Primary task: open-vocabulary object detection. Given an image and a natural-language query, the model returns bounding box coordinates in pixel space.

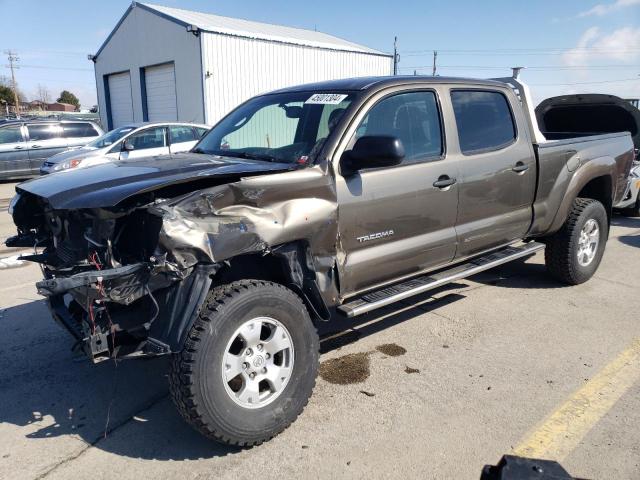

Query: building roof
[96,2,390,58]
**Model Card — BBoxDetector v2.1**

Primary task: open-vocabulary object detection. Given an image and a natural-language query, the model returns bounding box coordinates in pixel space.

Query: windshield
[87,126,136,148]
[194,91,357,164]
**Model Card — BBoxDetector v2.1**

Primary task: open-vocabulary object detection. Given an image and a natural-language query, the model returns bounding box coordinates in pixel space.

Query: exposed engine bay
[8,188,217,361]
[6,155,339,362]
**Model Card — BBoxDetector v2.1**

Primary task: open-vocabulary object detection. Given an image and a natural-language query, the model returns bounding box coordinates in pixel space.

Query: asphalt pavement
[1,180,639,480]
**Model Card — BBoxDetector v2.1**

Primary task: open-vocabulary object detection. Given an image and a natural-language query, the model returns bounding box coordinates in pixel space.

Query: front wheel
[544,197,608,285]
[169,280,319,446]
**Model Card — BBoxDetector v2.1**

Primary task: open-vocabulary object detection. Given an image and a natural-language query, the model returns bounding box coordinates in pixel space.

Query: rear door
[168,125,198,153]
[335,87,459,295]
[0,124,29,179]
[62,122,101,148]
[119,126,168,160]
[144,63,178,122]
[26,123,68,171]
[108,72,134,128]
[449,88,536,258]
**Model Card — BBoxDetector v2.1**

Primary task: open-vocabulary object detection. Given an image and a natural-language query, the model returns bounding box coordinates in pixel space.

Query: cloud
[562,26,640,66]
[579,0,640,17]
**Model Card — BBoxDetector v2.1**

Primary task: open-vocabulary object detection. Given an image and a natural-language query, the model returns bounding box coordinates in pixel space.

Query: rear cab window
[450,90,516,154]
[62,122,100,138]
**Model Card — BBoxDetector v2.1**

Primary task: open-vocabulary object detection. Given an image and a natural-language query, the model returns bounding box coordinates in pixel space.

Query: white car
[615,161,640,216]
[40,122,210,174]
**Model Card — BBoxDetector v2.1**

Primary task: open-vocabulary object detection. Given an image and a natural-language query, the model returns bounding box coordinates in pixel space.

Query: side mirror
[341,135,405,175]
[122,140,134,151]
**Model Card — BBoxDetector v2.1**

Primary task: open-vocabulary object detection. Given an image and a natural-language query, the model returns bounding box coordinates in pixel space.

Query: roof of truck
[267,76,508,94]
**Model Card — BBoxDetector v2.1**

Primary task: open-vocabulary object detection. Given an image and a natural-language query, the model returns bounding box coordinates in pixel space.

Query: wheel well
[577,175,613,223]
[212,247,330,322]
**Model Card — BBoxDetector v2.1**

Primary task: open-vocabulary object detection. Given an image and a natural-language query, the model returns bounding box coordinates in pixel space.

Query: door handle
[433,175,457,189]
[31,144,41,149]
[512,162,529,173]
[14,145,24,150]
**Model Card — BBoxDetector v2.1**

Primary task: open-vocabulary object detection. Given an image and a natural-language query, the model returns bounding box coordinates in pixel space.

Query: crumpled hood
[46,146,100,164]
[17,153,294,209]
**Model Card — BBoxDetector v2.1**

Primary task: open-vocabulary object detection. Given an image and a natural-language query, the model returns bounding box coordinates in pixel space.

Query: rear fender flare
[547,156,615,234]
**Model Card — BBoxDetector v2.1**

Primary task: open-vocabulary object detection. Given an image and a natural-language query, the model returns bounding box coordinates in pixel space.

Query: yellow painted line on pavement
[514,337,640,461]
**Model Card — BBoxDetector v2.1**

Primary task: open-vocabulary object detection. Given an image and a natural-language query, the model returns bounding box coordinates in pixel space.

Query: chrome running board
[337,242,545,318]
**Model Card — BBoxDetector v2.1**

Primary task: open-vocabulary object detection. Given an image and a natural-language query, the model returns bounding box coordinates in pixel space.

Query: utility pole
[432,50,438,76]
[393,37,399,76]
[4,50,20,118]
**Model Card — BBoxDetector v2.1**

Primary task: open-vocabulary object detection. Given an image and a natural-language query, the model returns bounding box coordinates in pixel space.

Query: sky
[0,0,639,108]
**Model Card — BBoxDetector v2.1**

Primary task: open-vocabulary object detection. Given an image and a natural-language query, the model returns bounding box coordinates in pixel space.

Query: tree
[36,84,51,105]
[0,85,14,106]
[57,90,80,110]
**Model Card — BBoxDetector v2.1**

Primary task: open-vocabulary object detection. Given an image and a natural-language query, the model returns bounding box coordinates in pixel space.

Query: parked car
[0,120,103,180]
[536,93,640,216]
[40,122,210,174]
[7,75,635,446]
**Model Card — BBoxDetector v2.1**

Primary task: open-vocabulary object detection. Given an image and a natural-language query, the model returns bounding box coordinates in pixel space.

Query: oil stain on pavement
[319,352,371,384]
[319,343,409,384]
[375,343,407,357]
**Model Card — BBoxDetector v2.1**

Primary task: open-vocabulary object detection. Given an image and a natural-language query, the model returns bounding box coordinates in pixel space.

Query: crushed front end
[7,190,218,362]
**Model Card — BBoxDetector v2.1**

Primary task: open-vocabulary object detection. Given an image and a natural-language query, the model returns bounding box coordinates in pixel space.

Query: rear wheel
[169,280,319,446]
[544,198,608,285]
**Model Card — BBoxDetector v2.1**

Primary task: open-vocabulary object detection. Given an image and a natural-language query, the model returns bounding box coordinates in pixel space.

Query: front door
[449,89,537,258]
[0,124,29,179]
[119,126,169,160]
[335,89,459,296]
[26,123,68,172]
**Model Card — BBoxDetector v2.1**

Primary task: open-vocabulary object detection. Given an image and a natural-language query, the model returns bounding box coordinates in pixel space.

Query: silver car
[0,120,103,180]
[40,122,210,174]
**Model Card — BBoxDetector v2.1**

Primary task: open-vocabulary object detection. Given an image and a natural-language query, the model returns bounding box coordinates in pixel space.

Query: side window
[62,123,99,138]
[27,124,62,141]
[0,125,24,144]
[169,125,196,144]
[353,91,443,162]
[451,90,516,154]
[195,127,208,139]
[126,127,166,150]
[223,103,301,149]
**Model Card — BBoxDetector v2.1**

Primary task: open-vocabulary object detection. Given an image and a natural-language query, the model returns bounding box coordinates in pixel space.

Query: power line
[529,78,640,86]
[400,64,640,71]
[402,47,640,54]
[18,64,93,72]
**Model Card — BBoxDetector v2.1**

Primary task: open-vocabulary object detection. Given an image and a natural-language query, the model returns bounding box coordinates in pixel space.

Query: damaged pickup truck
[6,75,635,446]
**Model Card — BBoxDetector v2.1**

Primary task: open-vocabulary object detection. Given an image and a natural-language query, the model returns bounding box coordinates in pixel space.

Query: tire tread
[169,279,318,447]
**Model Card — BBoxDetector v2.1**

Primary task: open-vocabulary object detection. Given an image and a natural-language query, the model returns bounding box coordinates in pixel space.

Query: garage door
[107,72,133,128]
[144,63,177,122]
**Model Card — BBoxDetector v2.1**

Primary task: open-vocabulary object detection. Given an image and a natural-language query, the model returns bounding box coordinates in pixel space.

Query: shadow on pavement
[611,214,640,229]
[0,299,237,461]
[618,233,640,248]
[0,256,565,462]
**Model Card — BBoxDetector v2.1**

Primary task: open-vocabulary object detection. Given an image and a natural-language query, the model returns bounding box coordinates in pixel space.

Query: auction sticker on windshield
[305,93,349,104]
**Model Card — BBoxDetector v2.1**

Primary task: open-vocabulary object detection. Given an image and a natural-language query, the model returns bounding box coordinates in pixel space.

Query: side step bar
[338,242,545,318]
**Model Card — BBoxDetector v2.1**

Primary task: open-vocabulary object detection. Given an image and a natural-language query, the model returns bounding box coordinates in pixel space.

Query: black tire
[169,279,319,446]
[544,197,608,285]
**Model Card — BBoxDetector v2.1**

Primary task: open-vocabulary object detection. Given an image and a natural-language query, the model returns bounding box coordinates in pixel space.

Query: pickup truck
[6,75,635,446]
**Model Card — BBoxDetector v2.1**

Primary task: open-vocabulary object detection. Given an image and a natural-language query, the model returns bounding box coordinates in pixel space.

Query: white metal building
[92,2,393,130]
